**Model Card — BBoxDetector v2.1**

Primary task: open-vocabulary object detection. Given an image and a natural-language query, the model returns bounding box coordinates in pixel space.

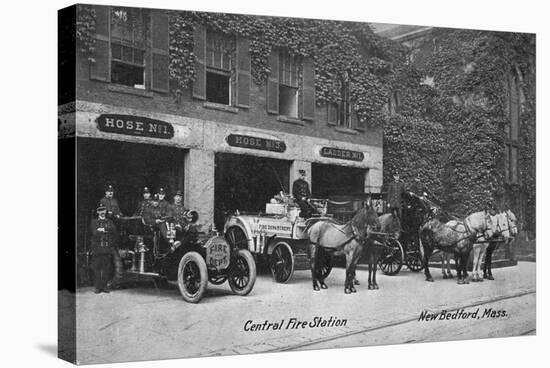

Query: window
[505,75,520,184]
[205,31,234,105]
[90,6,170,93]
[266,48,315,120]
[327,72,361,130]
[110,8,146,88]
[278,50,300,118]
[388,90,401,114]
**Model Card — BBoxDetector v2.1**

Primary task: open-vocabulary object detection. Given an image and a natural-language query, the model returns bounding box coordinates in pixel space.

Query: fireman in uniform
[90,205,117,293]
[292,169,316,218]
[98,184,122,219]
[134,186,152,217]
[97,183,123,287]
[143,194,165,227]
[157,187,170,216]
[170,190,197,246]
[387,170,406,220]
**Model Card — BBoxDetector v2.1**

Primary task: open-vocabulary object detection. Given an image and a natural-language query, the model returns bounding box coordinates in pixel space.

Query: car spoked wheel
[177,252,208,303]
[229,249,256,296]
[270,242,294,283]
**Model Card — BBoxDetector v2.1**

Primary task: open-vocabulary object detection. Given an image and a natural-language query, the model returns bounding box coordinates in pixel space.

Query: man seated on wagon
[292,169,317,218]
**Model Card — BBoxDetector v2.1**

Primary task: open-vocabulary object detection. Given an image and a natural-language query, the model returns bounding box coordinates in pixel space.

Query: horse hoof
[368,284,373,290]
[464,278,470,284]
[345,288,352,294]
[426,277,434,282]
[351,287,357,293]
[487,275,494,280]
[374,284,379,290]
[320,283,328,290]
[313,285,320,291]
[354,279,360,285]
[457,279,464,285]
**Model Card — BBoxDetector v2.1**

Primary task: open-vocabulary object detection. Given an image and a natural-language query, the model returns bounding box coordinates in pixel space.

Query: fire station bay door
[214,153,291,231]
[311,163,366,197]
[76,138,187,253]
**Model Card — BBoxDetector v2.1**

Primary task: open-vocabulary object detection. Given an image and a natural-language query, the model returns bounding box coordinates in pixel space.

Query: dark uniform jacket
[90,217,117,255]
[387,181,406,209]
[143,205,164,227]
[292,179,311,201]
[171,203,189,227]
[134,198,152,217]
[159,200,171,217]
[98,197,122,218]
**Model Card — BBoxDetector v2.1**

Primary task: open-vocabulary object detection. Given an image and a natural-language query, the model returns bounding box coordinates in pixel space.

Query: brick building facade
[59,5,384,246]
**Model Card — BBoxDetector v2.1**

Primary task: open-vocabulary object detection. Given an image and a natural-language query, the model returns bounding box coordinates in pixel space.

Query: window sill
[203,102,239,114]
[334,127,358,135]
[277,116,304,126]
[107,84,154,98]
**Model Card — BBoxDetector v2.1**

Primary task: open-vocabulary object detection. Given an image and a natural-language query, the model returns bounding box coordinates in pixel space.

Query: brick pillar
[184,149,215,231]
[289,161,312,196]
[365,168,382,194]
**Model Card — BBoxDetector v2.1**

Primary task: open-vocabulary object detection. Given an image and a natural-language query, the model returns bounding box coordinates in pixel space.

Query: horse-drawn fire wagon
[115,212,256,303]
[223,194,407,283]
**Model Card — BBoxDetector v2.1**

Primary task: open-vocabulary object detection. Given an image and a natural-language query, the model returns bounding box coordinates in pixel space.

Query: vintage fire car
[116,213,256,303]
[224,196,406,282]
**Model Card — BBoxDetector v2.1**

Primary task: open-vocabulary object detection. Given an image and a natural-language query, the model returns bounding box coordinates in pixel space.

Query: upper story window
[89,5,170,93]
[110,8,146,88]
[327,73,364,131]
[278,50,300,118]
[205,31,234,105]
[193,25,251,109]
[266,48,315,121]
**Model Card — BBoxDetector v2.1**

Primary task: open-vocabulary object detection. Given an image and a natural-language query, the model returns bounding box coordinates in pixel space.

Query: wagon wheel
[208,275,228,285]
[177,251,208,303]
[316,248,333,279]
[270,241,295,283]
[228,249,256,296]
[378,238,404,276]
[406,239,424,272]
[225,226,248,250]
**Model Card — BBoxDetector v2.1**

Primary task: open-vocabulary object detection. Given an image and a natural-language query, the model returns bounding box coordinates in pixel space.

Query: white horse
[481,210,518,280]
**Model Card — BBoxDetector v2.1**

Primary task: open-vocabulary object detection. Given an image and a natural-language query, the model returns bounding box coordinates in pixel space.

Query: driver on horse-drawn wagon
[292,169,317,218]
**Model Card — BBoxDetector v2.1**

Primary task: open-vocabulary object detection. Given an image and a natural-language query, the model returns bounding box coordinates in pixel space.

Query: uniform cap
[105,184,114,191]
[97,205,107,212]
[158,187,165,194]
[143,186,150,194]
[175,190,183,197]
[152,194,160,201]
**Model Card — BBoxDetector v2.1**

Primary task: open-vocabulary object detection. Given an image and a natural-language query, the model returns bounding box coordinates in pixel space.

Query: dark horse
[306,203,380,294]
[367,213,401,289]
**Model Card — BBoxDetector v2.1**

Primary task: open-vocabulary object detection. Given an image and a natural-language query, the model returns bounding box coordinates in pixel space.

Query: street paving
[67,262,536,364]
